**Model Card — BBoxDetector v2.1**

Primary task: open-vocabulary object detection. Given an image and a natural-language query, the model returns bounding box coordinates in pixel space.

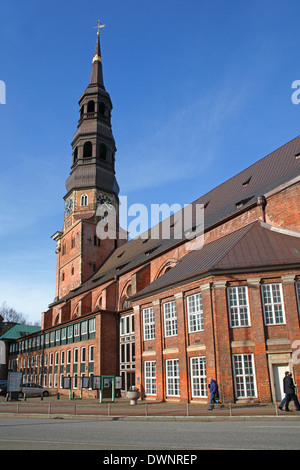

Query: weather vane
[94,19,105,36]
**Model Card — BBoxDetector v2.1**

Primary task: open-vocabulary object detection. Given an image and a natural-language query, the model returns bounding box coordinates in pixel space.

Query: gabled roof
[52,135,300,306]
[131,220,300,300]
[0,324,40,341]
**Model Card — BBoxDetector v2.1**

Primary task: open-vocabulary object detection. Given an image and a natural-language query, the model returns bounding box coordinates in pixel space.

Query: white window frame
[81,321,87,335]
[143,307,155,340]
[80,194,88,207]
[166,358,180,397]
[81,347,86,363]
[233,353,257,399]
[190,356,207,398]
[89,318,96,333]
[187,293,204,333]
[74,348,78,364]
[227,286,251,328]
[67,349,71,364]
[144,361,156,395]
[163,301,177,337]
[74,323,80,338]
[261,283,285,325]
[89,345,94,362]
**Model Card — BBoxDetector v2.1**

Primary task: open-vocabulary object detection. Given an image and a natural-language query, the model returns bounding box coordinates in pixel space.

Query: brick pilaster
[247,278,271,402]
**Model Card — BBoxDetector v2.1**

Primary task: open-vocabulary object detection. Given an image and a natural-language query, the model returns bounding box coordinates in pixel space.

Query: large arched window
[83,141,92,158]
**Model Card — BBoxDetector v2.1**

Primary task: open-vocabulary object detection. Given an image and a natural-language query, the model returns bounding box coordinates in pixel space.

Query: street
[0,417,299,450]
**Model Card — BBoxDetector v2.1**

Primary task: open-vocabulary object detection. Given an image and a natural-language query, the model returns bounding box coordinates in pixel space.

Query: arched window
[83,141,92,158]
[87,100,95,113]
[80,105,84,118]
[99,143,107,160]
[99,102,106,116]
[80,194,88,207]
[73,147,78,163]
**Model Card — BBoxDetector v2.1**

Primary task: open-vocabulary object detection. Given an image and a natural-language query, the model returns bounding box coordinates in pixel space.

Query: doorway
[273,364,288,402]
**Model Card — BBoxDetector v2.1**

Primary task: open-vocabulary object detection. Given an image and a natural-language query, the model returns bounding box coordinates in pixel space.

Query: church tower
[52,24,122,301]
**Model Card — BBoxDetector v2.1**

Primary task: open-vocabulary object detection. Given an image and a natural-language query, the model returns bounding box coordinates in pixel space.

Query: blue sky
[0,0,300,324]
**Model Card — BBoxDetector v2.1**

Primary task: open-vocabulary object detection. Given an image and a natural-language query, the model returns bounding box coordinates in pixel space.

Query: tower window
[99,102,106,116]
[83,141,93,158]
[73,147,78,163]
[80,105,84,118]
[99,143,107,160]
[81,194,88,206]
[87,100,95,113]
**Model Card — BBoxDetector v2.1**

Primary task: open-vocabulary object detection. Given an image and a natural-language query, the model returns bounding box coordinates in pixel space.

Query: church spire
[89,21,105,88]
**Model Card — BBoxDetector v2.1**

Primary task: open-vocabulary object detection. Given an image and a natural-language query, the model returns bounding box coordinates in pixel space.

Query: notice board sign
[7,372,22,392]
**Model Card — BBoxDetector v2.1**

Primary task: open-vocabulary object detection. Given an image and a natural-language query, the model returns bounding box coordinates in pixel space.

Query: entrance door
[273,365,288,401]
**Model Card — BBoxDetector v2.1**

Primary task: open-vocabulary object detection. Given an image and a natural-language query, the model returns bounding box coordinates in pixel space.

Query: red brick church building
[7,31,300,404]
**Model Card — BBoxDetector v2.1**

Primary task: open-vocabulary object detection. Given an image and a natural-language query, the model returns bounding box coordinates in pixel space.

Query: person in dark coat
[283,372,300,412]
[208,378,222,410]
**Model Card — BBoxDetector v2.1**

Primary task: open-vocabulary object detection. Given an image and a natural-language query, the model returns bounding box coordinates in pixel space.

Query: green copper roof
[0,324,40,340]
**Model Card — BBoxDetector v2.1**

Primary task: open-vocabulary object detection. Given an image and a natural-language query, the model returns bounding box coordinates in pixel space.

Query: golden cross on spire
[94,19,105,36]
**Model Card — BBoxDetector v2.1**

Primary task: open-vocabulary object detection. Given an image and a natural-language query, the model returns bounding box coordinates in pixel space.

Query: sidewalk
[1,395,300,421]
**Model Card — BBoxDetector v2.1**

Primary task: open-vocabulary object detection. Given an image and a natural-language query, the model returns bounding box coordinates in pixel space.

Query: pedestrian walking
[279,371,289,411]
[283,372,300,412]
[208,378,223,410]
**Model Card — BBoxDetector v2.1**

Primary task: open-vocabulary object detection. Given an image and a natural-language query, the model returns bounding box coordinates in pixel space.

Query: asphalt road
[0,417,299,451]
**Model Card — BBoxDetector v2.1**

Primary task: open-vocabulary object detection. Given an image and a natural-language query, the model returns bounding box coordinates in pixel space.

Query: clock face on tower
[96,193,114,211]
[65,198,73,218]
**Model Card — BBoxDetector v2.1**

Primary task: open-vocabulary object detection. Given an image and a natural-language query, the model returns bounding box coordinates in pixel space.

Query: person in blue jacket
[208,378,223,410]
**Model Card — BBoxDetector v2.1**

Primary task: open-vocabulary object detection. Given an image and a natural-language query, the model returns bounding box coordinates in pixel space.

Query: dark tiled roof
[52,135,300,305]
[131,220,300,300]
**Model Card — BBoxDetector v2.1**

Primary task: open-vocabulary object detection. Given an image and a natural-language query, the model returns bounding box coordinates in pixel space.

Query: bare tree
[0,301,28,325]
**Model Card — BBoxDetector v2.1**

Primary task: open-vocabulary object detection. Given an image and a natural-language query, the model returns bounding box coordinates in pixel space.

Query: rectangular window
[261,283,285,325]
[120,317,125,336]
[67,325,73,339]
[233,354,257,398]
[74,323,80,338]
[81,347,86,363]
[187,293,204,332]
[143,307,155,340]
[67,349,71,364]
[166,359,180,397]
[89,345,94,362]
[163,301,177,337]
[81,321,87,335]
[74,348,78,364]
[190,356,207,398]
[89,318,96,333]
[55,329,61,342]
[60,351,65,364]
[227,286,250,327]
[144,361,156,395]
